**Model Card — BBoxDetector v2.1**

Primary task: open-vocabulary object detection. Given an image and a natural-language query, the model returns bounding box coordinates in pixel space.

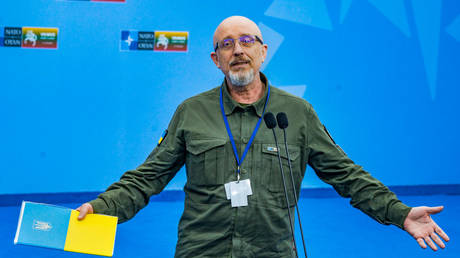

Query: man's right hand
[76,203,94,220]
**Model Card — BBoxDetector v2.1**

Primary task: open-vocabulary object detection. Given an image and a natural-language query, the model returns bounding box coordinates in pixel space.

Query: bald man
[77,16,449,257]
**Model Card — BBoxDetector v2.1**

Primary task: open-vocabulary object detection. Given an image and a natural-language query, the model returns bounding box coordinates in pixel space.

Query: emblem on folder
[33,220,52,231]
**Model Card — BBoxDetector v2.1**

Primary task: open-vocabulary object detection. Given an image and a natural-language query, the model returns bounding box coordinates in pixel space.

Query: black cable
[282,129,308,258]
[264,112,298,258]
[277,112,308,258]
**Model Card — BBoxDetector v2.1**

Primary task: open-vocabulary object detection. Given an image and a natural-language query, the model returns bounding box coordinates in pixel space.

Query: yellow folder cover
[64,210,118,257]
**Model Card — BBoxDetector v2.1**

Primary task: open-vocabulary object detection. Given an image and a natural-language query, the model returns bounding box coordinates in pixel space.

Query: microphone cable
[264,112,299,258]
[277,112,308,258]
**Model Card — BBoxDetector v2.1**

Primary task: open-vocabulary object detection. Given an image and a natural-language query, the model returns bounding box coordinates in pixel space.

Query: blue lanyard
[219,84,270,181]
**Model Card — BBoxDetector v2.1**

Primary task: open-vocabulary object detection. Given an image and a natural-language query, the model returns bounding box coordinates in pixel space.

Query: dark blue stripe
[1,184,458,206]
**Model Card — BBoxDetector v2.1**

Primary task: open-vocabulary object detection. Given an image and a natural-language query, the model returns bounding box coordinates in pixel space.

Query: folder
[14,201,118,257]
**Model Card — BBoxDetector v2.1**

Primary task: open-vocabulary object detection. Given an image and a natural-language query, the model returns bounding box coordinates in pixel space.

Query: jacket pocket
[186,138,228,186]
[261,144,301,208]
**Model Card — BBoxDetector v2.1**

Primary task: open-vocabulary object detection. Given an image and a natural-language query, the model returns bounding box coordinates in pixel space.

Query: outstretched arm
[404,206,450,251]
[305,105,451,250]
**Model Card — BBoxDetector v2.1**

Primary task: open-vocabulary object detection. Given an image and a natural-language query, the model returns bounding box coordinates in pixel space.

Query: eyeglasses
[214,35,263,52]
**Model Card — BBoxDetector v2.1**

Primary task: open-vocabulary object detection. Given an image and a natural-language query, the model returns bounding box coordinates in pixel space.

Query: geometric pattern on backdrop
[446,15,460,42]
[263,0,447,99]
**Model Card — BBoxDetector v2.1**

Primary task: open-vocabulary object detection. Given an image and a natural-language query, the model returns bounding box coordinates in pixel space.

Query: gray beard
[228,69,255,87]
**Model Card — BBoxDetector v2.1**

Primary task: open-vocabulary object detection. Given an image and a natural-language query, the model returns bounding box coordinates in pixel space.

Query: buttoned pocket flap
[261,143,300,161]
[187,138,227,155]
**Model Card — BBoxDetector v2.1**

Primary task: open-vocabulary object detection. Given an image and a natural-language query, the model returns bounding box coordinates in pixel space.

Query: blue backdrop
[1,0,459,194]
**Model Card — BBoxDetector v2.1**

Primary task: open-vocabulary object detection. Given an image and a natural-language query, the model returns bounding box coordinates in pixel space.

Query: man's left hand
[403,206,450,251]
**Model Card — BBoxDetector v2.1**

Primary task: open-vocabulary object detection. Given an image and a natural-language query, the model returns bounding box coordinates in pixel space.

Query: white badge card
[231,191,247,207]
[224,179,253,207]
[224,179,252,200]
[241,178,252,195]
[224,182,231,200]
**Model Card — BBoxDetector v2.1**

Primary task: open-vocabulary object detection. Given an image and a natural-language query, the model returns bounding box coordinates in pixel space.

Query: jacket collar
[221,72,269,118]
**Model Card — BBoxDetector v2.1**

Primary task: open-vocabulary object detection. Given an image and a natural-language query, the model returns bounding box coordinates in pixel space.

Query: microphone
[263,112,277,129]
[263,112,298,258]
[276,112,288,129]
[276,112,308,258]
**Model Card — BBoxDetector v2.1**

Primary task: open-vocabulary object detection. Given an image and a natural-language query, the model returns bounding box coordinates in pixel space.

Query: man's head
[211,16,267,88]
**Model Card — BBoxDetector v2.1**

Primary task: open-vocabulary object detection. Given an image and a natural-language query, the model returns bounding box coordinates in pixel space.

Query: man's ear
[262,44,268,61]
[211,52,221,68]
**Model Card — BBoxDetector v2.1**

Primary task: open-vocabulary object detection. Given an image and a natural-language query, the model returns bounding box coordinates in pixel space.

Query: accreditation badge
[224,179,252,207]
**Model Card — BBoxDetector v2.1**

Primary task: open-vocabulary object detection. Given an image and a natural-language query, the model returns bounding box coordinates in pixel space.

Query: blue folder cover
[14,201,71,249]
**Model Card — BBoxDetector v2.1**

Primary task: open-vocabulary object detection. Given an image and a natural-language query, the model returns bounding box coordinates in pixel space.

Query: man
[77,16,449,256]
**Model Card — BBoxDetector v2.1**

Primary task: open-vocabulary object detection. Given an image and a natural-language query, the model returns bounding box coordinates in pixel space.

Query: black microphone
[276,112,308,258]
[276,112,288,129]
[263,112,298,258]
[263,112,277,129]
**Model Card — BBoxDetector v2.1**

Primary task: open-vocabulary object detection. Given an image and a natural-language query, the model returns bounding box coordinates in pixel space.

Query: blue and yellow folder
[14,201,118,257]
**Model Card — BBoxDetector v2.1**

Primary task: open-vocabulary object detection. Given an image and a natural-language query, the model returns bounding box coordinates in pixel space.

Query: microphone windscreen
[276,112,288,129]
[263,112,277,129]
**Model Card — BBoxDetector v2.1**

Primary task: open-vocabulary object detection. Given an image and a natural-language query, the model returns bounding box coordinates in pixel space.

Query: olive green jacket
[89,73,411,257]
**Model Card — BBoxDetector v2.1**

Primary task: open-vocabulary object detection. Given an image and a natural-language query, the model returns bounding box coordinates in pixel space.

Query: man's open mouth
[231,60,250,66]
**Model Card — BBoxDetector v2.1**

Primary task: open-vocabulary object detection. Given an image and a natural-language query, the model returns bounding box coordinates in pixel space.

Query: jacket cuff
[388,201,412,229]
[88,198,109,214]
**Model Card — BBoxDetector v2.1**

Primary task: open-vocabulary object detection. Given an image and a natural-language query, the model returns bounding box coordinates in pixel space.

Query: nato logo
[2,27,22,47]
[120,30,138,51]
[137,31,155,50]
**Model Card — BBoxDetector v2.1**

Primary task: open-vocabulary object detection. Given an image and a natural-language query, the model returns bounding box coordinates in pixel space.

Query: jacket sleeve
[306,104,411,229]
[89,104,186,223]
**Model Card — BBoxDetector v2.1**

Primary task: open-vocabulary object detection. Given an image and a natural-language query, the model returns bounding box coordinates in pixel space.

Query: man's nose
[233,41,244,56]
